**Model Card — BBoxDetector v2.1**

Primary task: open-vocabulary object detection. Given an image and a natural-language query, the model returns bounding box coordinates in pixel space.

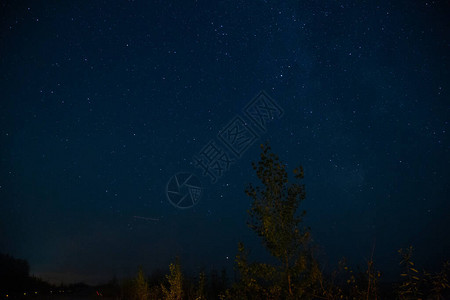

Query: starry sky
[0,0,448,285]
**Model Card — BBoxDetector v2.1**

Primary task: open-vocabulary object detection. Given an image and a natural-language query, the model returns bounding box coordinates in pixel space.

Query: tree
[234,143,317,299]
[398,246,422,300]
[133,267,149,300]
[195,271,206,300]
[398,246,450,300]
[161,258,184,300]
[0,253,31,292]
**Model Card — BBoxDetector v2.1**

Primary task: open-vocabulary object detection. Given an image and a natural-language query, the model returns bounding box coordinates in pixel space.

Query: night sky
[1,0,449,285]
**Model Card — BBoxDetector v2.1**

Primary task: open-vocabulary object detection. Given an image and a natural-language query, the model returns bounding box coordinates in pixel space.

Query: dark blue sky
[1,0,448,284]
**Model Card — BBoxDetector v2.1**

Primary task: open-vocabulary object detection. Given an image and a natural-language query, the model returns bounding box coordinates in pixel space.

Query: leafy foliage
[133,266,150,300]
[162,258,184,300]
[425,260,450,299]
[397,246,450,300]
[229,143,317,299]
[398,246,423,299]
[195,271,207,300]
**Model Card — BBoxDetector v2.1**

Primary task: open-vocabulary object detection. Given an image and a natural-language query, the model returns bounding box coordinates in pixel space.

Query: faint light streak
[133,215,160,221]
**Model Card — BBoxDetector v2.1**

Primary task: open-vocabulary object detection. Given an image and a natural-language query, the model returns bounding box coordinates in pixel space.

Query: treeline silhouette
[117,144,449,299]
[2,144,449,299]
[0,253,53,298]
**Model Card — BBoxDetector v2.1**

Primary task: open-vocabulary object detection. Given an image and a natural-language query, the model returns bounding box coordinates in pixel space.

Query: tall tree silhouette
[161,258,184,300]
[0,253,30,292]
[232,143,318,299]
[133,266,149,300]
